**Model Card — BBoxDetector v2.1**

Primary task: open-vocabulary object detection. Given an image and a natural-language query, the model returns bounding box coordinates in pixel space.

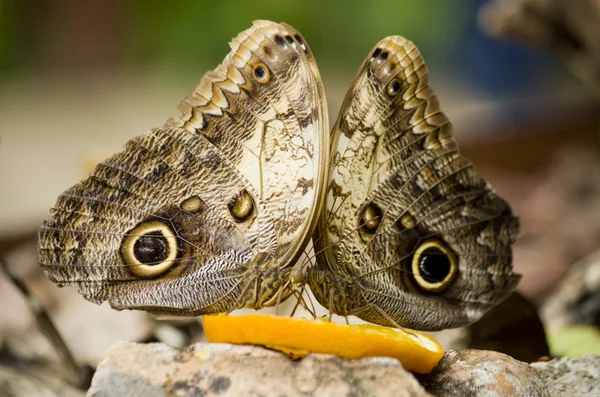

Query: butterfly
[38,20,520,331]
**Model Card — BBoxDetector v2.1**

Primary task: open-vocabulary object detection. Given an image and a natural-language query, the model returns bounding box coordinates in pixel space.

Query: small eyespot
[387,78,402,96]
[285,35,295,46]
[397,213,416,230]
[228,190,255,222]
[180,196,203,213]
[370,48,382,63]
[293,34,307,51]
[273,34,286,47]
[410,240,457,293]
[121,220,179,278]
[252,63,271,84]
[359,203,383,239]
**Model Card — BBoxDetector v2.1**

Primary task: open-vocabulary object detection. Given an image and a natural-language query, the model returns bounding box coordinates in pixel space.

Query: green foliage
[0,0,20,72]
[548,326,600,357]
[0,0,471,75]
[123,0,470,70]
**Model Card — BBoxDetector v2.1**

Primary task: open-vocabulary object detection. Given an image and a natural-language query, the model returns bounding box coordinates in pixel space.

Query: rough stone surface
[541,248,600,331]
[419,349,549,396]
[87,342,432,397]
[531,355,600,396]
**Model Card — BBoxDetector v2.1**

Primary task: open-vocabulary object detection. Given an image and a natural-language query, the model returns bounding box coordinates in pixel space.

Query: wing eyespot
[369,47,389,63]
[252,63,271,84]
[180,196,203,213]
[359,203,382,241]
[273,34,286,47]
[398,213,416,230]
[370,48,382,63]
[387,78,402,96]
[410,240,457,293]
[284,35,295,46]
[228,190,255,222]
[121,220,179,278]
[293,34,307,51]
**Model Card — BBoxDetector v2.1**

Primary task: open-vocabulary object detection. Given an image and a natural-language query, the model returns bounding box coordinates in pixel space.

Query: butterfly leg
[328,287,336,322]
[289,283,304,317]
[289,287,316,318]
[274,283,285,316]
[289,284,304,317]
[274,276,295,316]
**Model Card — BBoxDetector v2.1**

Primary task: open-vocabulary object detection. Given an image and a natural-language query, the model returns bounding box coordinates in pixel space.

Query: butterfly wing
[39,21,329,316]
[310,36,520,331]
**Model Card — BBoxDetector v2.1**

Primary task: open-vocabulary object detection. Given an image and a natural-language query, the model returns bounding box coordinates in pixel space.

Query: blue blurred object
[453,0,557,96]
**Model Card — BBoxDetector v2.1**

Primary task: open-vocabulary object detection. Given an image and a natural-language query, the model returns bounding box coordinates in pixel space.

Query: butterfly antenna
[0,257,93,389]
[296,243,318,275]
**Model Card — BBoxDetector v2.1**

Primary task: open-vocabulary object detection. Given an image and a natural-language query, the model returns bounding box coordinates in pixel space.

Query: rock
[87,342,432,397]
[532,355,600,396]
[541,248,600,332]
[419,349,549,396]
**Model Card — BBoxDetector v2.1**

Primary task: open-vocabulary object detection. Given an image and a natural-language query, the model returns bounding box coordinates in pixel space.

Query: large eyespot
[252,63,271,84]
[411,240,457,293]
[387,78,402,96]
[121,220,178,278]
[228,190,255,222]
[359,203,382,239]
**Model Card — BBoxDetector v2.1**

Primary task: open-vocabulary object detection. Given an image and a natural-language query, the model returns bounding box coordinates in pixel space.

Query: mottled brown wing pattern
[38,21,329,316]
[309,37,520,331]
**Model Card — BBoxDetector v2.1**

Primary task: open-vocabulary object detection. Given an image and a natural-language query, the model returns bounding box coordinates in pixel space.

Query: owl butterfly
[38,20,520,331]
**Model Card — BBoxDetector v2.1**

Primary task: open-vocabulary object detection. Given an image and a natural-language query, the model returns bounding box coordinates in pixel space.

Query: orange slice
[203,313,444,374]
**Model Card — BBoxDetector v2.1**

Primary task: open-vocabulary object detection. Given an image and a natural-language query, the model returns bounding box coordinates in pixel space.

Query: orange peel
[203,313,444,374]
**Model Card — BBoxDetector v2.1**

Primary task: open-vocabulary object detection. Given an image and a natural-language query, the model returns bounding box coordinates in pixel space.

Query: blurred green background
[0,0,563,90]
[0,0,593,241]
[1,1,472,74]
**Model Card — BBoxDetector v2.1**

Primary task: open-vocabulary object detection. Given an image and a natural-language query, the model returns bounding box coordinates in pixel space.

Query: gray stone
[532,355,600,396]
[87,342,432,397]
[541,248,600,332]
[420,349,549,396]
